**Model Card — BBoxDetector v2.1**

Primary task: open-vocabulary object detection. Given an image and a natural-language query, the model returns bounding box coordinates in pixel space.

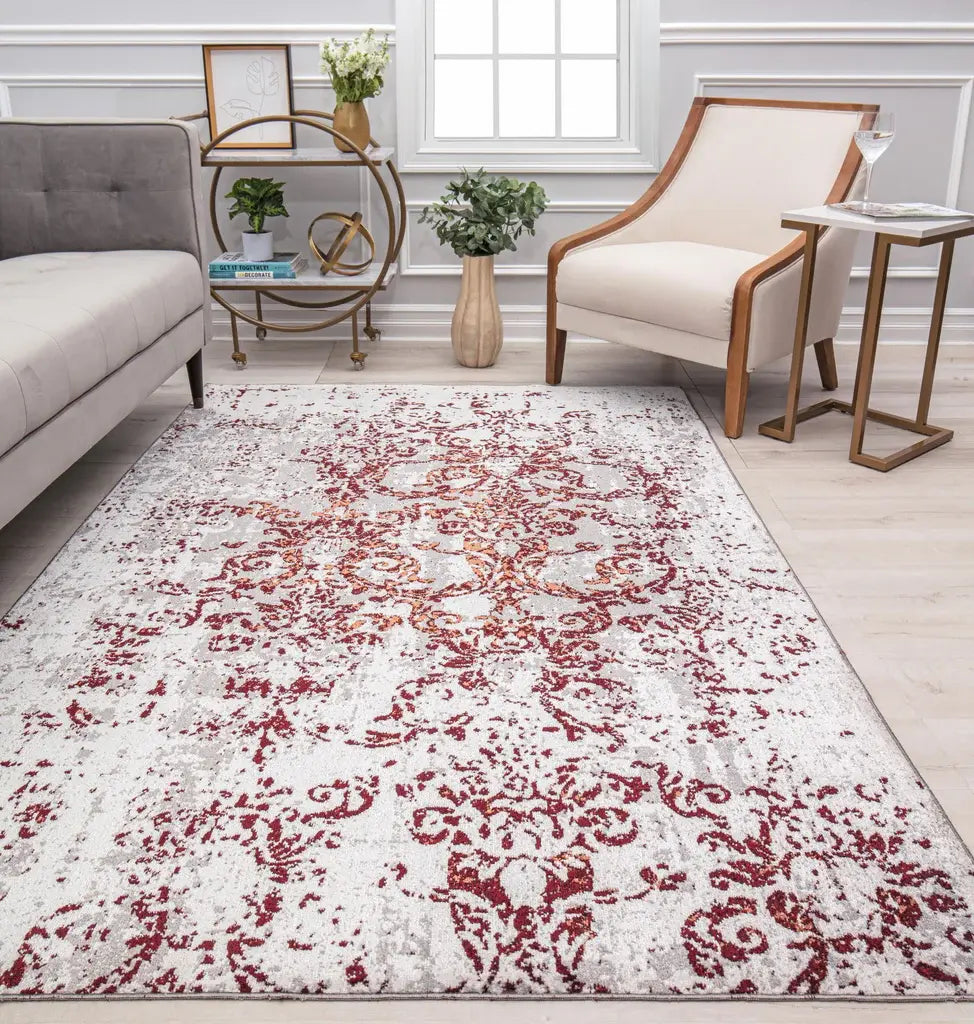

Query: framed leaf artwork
[203,44,295,149]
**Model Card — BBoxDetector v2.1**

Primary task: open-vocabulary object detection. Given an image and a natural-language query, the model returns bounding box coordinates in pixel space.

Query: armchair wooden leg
[814,338,839,391]
[546,326,567,385]
[724,367,750,439]
[186,349,204,409]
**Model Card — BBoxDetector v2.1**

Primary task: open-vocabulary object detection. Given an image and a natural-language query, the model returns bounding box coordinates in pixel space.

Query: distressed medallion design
[1,386,972,998]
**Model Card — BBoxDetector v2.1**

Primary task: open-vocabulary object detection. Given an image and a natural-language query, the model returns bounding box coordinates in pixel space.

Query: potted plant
[420,169,548,368]
[319,28,391,153]
[225,177,289,262]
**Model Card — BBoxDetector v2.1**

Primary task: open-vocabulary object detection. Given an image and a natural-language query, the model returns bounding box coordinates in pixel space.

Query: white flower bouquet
[319,29,391,105]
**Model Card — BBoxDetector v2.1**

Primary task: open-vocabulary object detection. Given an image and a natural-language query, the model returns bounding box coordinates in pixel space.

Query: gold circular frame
[308,211,376,277]
[194,109,406,339]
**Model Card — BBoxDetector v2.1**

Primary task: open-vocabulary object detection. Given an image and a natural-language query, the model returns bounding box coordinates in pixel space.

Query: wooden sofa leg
[186,349,204,409]
[546,326,567,385]
[724,368,750,439]
[814,338,839,391]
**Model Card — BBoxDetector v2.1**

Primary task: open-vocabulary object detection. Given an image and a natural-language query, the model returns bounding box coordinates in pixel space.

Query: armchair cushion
[0,250,203,453]
[556,241,765,342]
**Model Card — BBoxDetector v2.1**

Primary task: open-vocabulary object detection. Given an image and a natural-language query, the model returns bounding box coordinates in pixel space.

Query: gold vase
[452,255,503,368]
[333,101,371,153]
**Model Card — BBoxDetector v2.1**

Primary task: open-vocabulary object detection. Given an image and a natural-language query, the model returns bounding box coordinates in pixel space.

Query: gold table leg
[847,235,953,472]
[350,308,367,370]
[760,232,954,471]
[229,309,247,368]
[917,238,953,425]
[254,291,267,341]
[759,226,824,443]
[364,300,381,342]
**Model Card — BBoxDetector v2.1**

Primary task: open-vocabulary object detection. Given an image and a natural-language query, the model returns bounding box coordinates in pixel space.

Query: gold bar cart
[178,109,406,369]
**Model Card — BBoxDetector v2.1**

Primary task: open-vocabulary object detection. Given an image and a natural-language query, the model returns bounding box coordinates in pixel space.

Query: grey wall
[2,2,972,342]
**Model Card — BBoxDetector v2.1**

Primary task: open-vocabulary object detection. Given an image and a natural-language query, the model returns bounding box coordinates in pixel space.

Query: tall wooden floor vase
[452,255,503,368]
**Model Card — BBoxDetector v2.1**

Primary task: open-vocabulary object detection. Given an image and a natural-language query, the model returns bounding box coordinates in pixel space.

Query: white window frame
[395,0,660,173]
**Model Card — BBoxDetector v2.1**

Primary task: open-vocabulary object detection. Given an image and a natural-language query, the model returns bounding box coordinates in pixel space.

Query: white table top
[203,146,395,167]
[782,205,974,241]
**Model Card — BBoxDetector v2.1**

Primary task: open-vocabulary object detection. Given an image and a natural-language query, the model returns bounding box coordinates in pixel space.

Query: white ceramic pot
[451,255,503,368]
[242,231,274,262]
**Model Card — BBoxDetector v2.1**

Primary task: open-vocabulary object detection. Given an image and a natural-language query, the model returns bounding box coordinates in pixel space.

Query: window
[396,0,659,172]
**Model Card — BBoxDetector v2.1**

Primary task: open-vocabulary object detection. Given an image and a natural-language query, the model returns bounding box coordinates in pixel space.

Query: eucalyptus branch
[420,169,548,258]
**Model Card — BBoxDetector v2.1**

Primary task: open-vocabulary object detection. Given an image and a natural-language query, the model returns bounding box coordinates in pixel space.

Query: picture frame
[202,44,295,149]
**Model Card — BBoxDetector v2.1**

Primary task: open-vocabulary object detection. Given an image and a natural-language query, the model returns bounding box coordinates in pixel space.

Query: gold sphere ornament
[308,211,376,277]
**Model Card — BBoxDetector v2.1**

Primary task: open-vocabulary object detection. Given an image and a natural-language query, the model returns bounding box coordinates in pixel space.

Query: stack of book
[208,252,308,280]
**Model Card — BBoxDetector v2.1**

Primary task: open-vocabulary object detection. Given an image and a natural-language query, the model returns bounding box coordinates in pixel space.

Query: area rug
[0,385,972,1000]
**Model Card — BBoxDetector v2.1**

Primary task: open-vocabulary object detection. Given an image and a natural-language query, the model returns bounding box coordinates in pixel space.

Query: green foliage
[225,177,289,234]
[419,169,548,258]
[320,29,391,104]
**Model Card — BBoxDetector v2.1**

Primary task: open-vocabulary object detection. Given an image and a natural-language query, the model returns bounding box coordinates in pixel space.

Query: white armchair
[547,97,878,437]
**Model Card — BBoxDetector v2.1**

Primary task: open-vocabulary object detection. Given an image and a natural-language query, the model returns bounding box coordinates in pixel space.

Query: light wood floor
[1,335,972,1024]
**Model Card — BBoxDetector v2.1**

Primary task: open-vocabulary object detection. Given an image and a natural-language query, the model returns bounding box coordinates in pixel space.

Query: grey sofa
[0,118,209,530]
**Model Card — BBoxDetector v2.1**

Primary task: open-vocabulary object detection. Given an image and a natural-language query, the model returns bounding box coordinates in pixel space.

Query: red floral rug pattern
[1,386,972,998]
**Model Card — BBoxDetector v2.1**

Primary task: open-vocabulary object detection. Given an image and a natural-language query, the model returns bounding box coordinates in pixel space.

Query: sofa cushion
[556,241,766,342]
[0,250,202,454]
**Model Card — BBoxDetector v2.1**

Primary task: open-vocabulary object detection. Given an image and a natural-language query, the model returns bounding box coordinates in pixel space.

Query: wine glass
[853,112,895,214]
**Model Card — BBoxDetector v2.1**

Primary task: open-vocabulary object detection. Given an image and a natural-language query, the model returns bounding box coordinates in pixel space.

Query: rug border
[679,387,974,867]
[1,991,973,1004]
[1,382,971,1005]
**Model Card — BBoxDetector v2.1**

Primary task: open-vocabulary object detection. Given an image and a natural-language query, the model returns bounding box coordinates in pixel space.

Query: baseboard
[210,304,548,344]
[835,307,974,344]
[211,303,974,346]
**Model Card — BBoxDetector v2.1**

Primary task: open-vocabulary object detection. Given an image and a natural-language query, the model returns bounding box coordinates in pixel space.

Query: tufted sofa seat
[0,251,203,456]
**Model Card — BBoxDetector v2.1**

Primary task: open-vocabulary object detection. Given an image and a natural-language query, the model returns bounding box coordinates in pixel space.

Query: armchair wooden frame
[546,96,879,437]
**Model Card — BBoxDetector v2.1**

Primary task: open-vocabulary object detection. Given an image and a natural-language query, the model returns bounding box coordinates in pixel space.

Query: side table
[759,205,974,471]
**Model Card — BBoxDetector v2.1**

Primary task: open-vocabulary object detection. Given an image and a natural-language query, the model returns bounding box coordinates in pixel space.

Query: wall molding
[402,193,949,281]
[209,304,547,344]
[0,24,395,46]
[401,201,629,277]
[836,307,974,343]
[210,302,974,346]
[662,22,974,45]
[4,21,973,47]
[3,74,332,90]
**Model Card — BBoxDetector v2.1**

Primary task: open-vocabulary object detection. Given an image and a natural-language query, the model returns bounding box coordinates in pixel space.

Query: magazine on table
[830,201,974,220]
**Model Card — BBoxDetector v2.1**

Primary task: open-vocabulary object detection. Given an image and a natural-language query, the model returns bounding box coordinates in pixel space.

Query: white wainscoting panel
[2,8,973,338]
[402,201,629,277]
